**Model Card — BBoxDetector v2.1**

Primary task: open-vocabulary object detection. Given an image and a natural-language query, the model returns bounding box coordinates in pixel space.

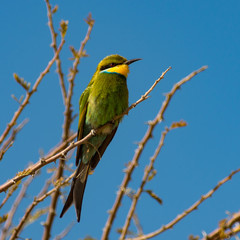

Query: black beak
[124,58,142,65]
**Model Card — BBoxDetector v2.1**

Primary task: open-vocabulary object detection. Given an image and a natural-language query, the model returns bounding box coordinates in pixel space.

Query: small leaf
[85,13,94,26]
[11,94,19,103]
[145,189,163,205]
[52,5,58,14]
[13,73,30,91]
[83,236,97,240]
[80,49,88,58]
[171,120,187,129]
[0,214,8,224]
[69,46,78,60]
[116,228,136,237]
[189,234,199,240]
[11,94,24,104]
[148,169,157,182]
[60,20,68,39]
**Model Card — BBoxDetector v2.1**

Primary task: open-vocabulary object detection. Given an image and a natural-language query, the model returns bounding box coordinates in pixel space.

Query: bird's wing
[75,87,90,166]
[90,126,118,170]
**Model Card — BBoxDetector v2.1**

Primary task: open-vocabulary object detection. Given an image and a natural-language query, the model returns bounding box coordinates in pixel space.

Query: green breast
[86,72,129,128]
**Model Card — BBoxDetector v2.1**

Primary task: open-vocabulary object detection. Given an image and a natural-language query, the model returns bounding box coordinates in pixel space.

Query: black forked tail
[60,161,90,222]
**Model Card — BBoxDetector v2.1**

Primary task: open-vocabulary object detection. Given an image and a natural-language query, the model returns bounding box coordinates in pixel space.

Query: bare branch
[45,0,67,104]
[156,66,208,123]
[0,181,21,210]
[0,39,65,146]
[102,66,207,240]
[42,13,94,240]
[133,213,144,237]
[201,211,240,240]
[0,119,29,161]
[0,132,88,193]
[120,121,187,239]
[113,67,171,122]
[63,13,94,141]
[53,221,75,240]
[1,177,33,240]
[9,173,74,240]
[127,168,240,240]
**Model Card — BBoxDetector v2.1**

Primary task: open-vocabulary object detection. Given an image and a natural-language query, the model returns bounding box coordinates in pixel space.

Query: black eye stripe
[100,62,120,71]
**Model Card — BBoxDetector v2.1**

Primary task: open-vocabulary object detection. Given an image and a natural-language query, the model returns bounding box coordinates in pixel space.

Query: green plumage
[60,54,141,222]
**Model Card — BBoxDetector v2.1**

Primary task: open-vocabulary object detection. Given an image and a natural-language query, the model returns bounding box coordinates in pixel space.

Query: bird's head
[96,54,141,78]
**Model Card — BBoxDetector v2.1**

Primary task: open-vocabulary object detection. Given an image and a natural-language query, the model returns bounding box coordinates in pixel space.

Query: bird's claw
[90,129,96,136]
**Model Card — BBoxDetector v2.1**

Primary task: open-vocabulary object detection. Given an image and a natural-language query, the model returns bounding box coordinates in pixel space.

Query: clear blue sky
[1,1,240,239]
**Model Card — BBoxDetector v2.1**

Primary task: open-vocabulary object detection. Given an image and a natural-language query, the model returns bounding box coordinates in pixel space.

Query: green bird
[60,54,141,222]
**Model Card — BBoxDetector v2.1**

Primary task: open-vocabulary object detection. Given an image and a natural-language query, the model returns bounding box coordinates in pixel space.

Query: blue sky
[1,0,240,239]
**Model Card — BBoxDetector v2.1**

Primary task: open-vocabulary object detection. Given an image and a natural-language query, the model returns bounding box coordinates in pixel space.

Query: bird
[60,54,141,222]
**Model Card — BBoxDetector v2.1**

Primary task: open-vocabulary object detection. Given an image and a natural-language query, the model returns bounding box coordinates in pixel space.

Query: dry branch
[127,168,240,240]
[201,211,240,240]
[9,173,74,240]
[42,12,94,240]
[102,66,207,240]
[0,39,65,146]
[45,0,67,104]
[119,121,187,239]
[1,177,33,240]
[0,119,29,160]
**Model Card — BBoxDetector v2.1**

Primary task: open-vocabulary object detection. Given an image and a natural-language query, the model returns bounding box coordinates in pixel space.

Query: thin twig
[53,221,75,240]
[8,178,52,240]
[133,213,144,236]
[0,131,92,193]
[101,66,207,240]
[9,173,74,240]
[0,39,65,146]
[9,178,50,240]
[201,211,240,240]
[42,14,94,240]
[0,119,29,160]
[127,168,240,240]
[113,67,171,122]
[63,13,94,142]
[120,121,187,239]
[45,0,67,104]
[0,176,33,240]
[0,182,21,210]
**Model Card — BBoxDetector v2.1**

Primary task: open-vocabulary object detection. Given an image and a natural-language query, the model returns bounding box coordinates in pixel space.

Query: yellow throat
[101,64,129,78]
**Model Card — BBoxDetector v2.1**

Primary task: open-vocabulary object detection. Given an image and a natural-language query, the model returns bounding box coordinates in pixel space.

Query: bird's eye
[110,63,116,67]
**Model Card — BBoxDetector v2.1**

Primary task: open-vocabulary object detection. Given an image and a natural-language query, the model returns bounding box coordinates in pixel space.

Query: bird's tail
[60,161,90,222]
